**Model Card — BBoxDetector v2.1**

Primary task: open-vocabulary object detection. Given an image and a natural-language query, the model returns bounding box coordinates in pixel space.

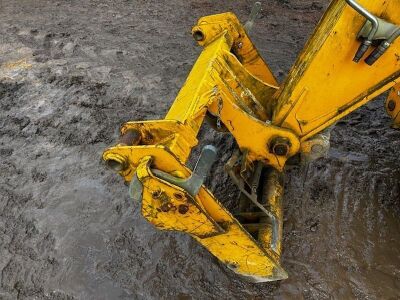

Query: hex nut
[178,204,189,214]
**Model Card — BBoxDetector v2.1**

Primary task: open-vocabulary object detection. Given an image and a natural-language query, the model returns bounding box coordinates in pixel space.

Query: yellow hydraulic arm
[102,0,400,282]
[273,0,400,140]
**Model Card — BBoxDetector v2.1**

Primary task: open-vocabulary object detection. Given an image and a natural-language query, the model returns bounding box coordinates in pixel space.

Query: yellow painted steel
[135,157,287,281]
[273,0,400,140]
[103,12,293,281]
[386,83,400,128]
[103,0,400,282]
[192,13,278,86]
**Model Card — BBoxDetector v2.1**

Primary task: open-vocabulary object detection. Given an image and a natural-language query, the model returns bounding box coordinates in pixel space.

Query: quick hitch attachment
[102,9,293,281]
[103,0,400,283]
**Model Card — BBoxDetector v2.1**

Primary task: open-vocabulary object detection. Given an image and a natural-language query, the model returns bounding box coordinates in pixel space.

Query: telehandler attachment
[103,0,400,282]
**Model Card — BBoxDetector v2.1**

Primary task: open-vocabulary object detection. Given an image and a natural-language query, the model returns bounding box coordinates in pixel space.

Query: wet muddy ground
[0,0,399,299]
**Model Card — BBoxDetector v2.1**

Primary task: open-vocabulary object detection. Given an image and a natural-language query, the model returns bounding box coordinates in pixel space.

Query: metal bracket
[128,173,143,202]
[244,2,262,33]
[152,145,217,197]
[129,145,217,201]
[225,151,281,253]
[346,0,400,65]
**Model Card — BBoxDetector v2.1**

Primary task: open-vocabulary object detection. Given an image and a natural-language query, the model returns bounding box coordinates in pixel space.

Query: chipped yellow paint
[137,157,223,238]
[134,156,288,281]
[192,12,278,86]
[103,1,400,282]
[273,0,400,140]
[103,13,293,280]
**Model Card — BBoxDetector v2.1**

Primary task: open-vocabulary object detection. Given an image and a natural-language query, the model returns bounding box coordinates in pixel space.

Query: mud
[0,0,399,299]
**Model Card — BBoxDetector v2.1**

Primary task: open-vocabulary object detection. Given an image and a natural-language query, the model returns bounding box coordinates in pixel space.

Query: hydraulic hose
[365,27,400,65]
[346,0,379,62]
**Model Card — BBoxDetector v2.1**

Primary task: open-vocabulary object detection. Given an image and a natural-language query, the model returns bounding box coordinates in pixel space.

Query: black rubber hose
[353,40,372,62]
[365,27,400,65]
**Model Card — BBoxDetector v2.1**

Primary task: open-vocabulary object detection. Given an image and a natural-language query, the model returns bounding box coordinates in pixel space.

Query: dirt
[0,0,399,299]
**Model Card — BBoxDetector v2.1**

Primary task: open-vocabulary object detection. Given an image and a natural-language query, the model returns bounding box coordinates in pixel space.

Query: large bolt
[160,202,174,212]
[388,99,396,112]
[178,204,189,214]
[119,129,141,146]
[269,137,291,156]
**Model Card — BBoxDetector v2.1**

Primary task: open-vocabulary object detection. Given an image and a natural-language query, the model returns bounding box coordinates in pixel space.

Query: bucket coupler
[103,0,400,282]
[103,12,292,281]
